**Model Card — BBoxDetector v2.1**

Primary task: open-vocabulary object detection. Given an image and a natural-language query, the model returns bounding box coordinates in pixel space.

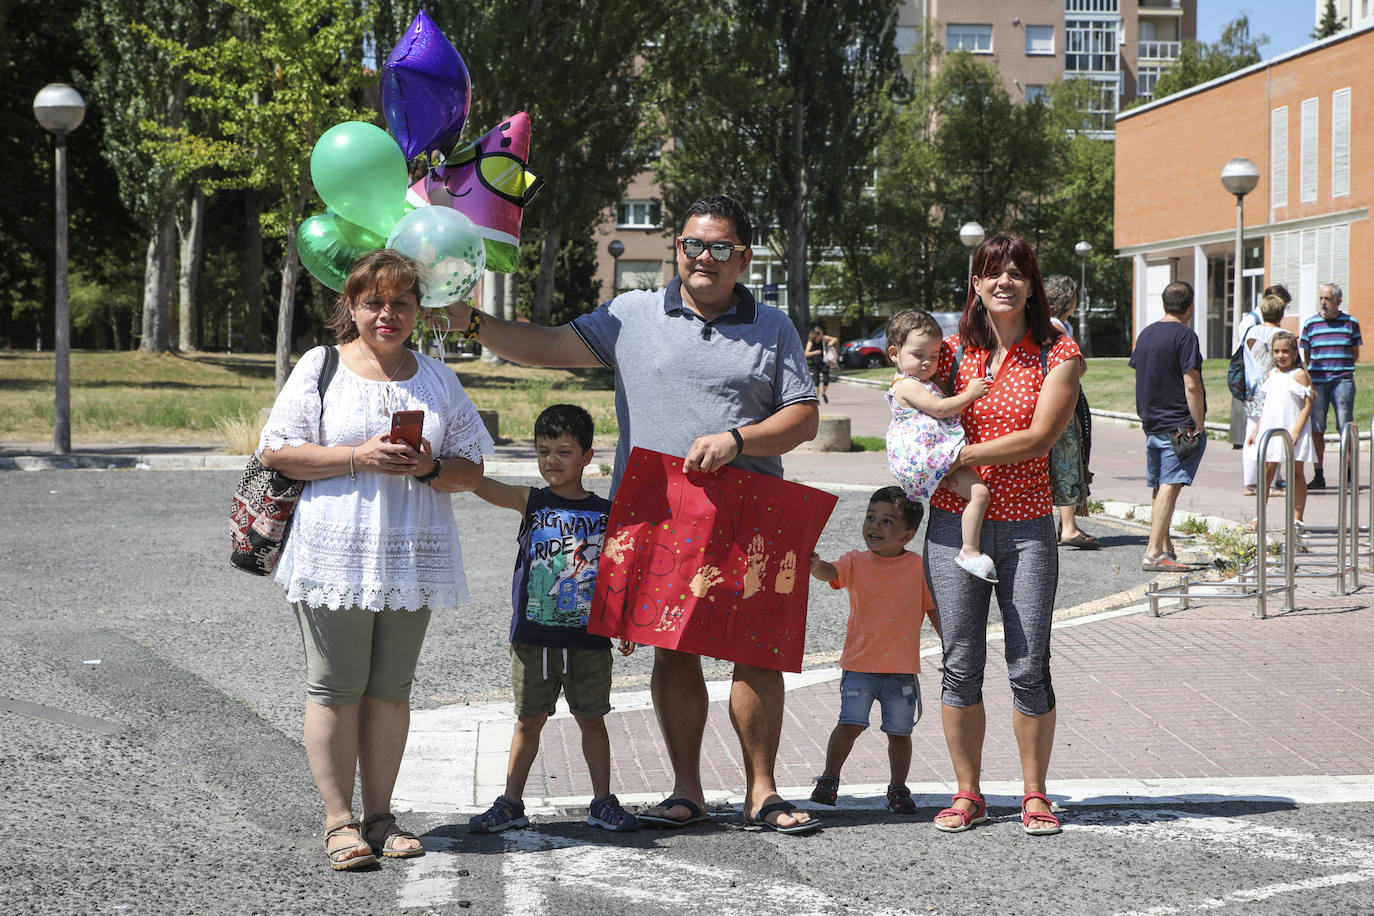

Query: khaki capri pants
[293,602,432,705]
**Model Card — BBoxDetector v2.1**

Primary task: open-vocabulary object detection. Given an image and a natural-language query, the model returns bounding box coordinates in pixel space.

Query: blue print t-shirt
[509,487,612,650]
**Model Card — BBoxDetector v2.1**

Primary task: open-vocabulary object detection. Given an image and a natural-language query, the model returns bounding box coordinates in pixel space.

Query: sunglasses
[678,237,748,262]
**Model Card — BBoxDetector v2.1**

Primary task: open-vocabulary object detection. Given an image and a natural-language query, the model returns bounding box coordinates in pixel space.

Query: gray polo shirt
[571,276,817,495]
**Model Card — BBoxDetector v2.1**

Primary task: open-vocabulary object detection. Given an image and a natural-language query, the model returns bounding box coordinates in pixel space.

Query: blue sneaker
[587,794,639,832]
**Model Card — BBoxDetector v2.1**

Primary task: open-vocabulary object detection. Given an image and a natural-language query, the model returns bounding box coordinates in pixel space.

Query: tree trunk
[481,270,506,364]
[177,184,206,351]
[531,224,561,326]
[242,189,265,353]
[786,94,810,335]
[139,213,176,352]
[274,223,300,393]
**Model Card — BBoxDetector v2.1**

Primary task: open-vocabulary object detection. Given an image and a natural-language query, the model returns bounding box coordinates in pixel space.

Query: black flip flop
[638,796,711,828]
[745,800,820,835]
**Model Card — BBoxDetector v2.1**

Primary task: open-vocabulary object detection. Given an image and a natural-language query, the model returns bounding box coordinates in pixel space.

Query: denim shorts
[1310,376,1355,435]
[837,670,922,736]
[1145,433,1206,487]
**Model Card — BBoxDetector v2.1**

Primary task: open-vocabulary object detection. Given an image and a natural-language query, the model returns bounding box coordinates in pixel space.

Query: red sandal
[1021,791,1062,836]
[933,790,987,833]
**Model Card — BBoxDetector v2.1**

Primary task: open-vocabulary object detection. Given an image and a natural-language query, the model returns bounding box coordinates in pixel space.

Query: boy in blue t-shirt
[468,404,638,834]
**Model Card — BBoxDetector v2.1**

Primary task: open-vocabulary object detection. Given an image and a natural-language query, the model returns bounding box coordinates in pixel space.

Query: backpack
[946,340,1092,508]
[1227,310,1262,401]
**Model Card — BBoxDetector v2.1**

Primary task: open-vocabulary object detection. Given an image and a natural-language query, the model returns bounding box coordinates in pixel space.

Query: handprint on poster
[588,449,837,672]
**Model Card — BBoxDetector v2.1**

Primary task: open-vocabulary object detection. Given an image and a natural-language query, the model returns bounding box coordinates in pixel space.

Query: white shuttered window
[1301,97,1319,203]
[1333,88,1351,198]
[1271,106,1288,208]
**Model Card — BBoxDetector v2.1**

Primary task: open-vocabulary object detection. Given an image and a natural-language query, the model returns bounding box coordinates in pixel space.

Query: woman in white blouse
[259,250,492,870]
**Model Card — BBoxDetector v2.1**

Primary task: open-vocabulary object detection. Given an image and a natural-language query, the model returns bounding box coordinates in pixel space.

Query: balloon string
[430,314,451,361]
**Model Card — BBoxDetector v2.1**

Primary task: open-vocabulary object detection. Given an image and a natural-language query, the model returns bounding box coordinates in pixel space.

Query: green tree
[1151,15,1267,101]
[421,0,677,326]
[652,0,906,333]
[142,0,375,388]
[1314,0,1345,39]
[0,0,141,350]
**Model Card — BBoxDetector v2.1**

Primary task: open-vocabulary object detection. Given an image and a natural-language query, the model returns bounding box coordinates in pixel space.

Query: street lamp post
[33,83,86,455]
[958,222,985,289]
[1074,240,1092,358]
[607,239,624,297]
[1220,158,1260,340]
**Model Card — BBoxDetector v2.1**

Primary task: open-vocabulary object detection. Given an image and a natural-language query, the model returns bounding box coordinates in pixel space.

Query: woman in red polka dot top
[925,234,1084,838]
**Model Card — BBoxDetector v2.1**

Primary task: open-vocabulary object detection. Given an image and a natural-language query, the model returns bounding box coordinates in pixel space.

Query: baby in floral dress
[885,309,995,582]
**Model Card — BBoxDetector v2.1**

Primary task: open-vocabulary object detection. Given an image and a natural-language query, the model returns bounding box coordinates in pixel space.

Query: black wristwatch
[415,458,443,485]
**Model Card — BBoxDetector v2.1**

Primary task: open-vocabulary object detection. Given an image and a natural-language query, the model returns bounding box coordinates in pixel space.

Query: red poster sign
[588,448,838,672]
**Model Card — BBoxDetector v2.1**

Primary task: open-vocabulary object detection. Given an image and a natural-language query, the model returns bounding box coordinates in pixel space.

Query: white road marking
[398,837,466,910]
[1087,810,1374,915]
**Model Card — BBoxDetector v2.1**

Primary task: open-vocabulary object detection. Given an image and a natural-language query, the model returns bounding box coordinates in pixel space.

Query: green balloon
[310,121,409,238]
[296,212,386,292]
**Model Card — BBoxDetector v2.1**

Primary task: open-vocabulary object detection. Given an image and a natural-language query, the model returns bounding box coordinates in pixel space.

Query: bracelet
[414,457,443,485]
[728,427,744,455]
[461,309,484,340]
[349,446,356,480]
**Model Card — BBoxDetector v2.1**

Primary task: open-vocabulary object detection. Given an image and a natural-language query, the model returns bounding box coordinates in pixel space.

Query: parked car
[840,312,964,369]
[840,331,890,369]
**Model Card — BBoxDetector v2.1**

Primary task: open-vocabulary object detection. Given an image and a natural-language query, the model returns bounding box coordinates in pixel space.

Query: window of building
[1065,18,1120,73]
[1333,87,1351,198]
[1025,84,1047,104]
[1301,97,1318,203]
[1137,67,1163,99]
[616,201,661,229]
[1065,0,1118,11]
[1270,224,1349,319]
[1078,77,1120,132]
[1025,25,1054,55]
[1271,106,1288,208]
[614,259,664,294]
[894,26,921,55]
[946,24,992,53]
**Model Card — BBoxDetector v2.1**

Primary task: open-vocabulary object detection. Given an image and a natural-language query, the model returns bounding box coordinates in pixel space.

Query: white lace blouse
[257,346,494,611]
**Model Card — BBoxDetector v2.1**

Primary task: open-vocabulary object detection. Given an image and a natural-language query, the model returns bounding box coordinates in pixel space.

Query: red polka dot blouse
[930,331,1081,522]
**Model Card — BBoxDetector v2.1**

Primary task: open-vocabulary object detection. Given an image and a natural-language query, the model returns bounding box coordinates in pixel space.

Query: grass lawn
[844,357,1374,430]
[0,349,619,448]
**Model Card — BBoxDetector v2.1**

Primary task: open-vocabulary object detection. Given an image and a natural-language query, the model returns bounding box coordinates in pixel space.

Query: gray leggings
[924,509,1058,716]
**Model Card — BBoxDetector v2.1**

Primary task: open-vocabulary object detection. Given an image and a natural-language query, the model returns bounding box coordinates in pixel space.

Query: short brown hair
[325,249,423,344]
[886,308,942,352]
[870,485,923,531]
[1042,275,1077,320]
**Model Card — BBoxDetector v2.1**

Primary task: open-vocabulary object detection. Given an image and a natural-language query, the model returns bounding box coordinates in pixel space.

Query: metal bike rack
[1270,421,1361,593]
[1147,429,1296,620]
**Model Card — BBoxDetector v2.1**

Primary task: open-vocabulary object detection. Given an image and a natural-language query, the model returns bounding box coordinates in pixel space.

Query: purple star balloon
[380,10,471,161]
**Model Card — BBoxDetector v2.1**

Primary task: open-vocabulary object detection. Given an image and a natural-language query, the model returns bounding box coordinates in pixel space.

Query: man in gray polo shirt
[442,194,821,833]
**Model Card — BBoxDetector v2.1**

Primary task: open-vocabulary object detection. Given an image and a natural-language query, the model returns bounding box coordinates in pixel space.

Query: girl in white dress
[1247,331,1315,523]
[884,308,992,580]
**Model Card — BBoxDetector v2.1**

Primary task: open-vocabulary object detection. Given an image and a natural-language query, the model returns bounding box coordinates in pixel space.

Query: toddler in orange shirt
[808,486,939,814]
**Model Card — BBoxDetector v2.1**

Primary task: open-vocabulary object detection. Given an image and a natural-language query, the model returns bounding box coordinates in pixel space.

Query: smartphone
[390,410,424,451]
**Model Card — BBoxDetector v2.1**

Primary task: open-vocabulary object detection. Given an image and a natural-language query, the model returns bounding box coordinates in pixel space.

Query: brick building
[1114,25,1371,357]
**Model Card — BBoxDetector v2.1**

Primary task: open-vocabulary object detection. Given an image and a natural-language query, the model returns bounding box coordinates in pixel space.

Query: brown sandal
[362,811,425,858]
[324,818,378,871]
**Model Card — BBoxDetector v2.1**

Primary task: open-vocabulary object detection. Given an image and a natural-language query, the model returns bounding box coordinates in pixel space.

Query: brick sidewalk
[531,577,1374,800]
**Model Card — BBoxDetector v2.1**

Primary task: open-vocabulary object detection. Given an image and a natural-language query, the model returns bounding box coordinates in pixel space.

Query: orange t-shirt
[830,549,933,675]
[930,331,1081,521]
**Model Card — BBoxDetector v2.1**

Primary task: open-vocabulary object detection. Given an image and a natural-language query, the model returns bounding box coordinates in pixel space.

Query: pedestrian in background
[805,325,840,404]
[1129,281,1206,573]
[1300,282,1361,489]
[1240,292,1287,496]
[1043,275,1100,550]
[258,250,492,870]
[1248,331,1315,525]
[926,233,1082,837]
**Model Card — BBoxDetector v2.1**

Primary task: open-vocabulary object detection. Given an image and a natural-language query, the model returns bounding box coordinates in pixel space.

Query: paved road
[4,469,1373,913]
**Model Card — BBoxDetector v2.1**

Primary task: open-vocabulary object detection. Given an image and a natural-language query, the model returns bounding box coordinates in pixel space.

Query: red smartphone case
[390,410,424,450]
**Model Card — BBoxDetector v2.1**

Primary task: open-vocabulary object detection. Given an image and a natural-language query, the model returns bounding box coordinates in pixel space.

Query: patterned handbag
[229,346,338,575]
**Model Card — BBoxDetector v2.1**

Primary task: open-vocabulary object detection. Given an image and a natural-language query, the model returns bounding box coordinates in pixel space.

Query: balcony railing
[1138,39,1180,60]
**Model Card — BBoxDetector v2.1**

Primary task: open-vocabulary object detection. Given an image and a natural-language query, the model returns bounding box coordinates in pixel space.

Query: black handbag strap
[318,345,339,400]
